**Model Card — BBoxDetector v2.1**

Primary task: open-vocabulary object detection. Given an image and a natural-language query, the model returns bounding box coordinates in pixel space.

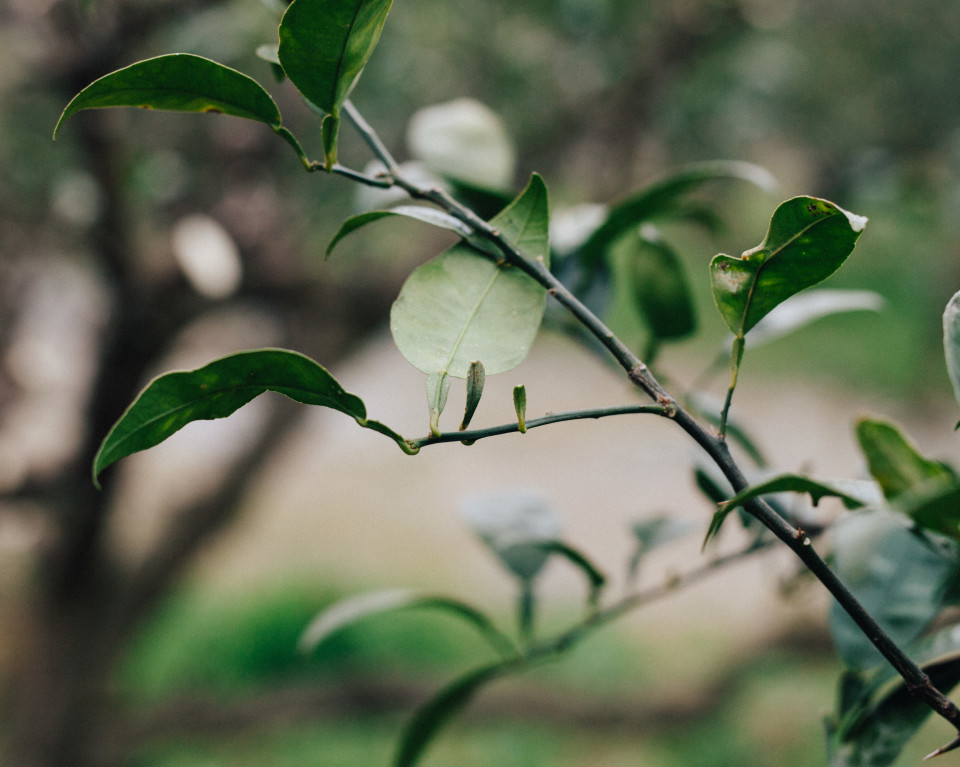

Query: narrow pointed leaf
[426,372,450,435]
[278,0,393,166]
[390,175,549,379]
[54,54,282,138]
[299,589,515,659]
[326,206,479,258]
[513,385,527,433]
[578,160,777,274]
[460,361,485,431]
[703,474,877,547]
[395,662,511,767]
[92,348,411,486]
[710,197,867,337]
[943,289,960,419]
[855,417,955,502]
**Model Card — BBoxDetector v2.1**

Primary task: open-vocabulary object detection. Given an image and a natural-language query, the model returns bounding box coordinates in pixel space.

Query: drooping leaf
[390,174,549,379]
[703,473,878,547]
[943,289,960,424]
[617,225,696,342]
[513,385,527,433]
[299,589,515,659]
[710,197,867,337]
[54,54,283,139]
[745,289,884,349]
[326,206,498,258]
[92,348,412,487]
[395,662,511,767]
[278,0,393,167]
[578,160,777,276]
[855,417,955,502]
[828,510,960,670]
[460,361,485,432]
[502,539,607,606]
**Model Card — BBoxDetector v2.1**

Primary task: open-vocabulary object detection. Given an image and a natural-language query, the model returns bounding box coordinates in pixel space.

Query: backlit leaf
[855,417,954,502]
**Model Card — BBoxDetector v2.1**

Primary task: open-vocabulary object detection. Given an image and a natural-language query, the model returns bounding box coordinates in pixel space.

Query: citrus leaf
[513,385,527,433]
[502,539,607,605]
[278,0,393,167]
[395,662,511,767]
[390,174,549,379]
[943,289,960,423]
[92,348,411,487]
[710,196,867,337]
[299,589,515,659]
[460,361,485,432]
[703,473,877,547]
[54,54,282,139]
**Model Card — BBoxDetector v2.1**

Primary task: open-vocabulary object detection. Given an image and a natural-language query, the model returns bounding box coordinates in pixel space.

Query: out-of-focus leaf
[578,161,777,275]
[460,361,485,432]
[616,225,696,342]
[943,289,960,426]
[628,516,693,580]
[395,662,511,767]
[299,589,515,659]
[278,0,394,166]
[460,489,560,581]
[55,54,282,138]
[901,482,960,541]
[855,417,955,502]
[390,175,549,379]
[703,474,877,547]
[829,510,960,670]
[406,99,516,191]
[745,289,884,349]
[327,206,488,258]
[92,349,412,487]
[502,539,606,605]
[710,197,867,338]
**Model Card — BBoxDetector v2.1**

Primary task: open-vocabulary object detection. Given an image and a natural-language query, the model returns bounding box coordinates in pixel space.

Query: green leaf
[278,0,393,167]
[326,206,497,258]
[710,196,867,337]
[943,289,960,422]
[619,225,696,342]
[460,361,485,432]
[395,662,510,767]
[54,54,282,139]
[426,372,450,436]
[828,510,959,670]
[502,539,607,606]
[513,385,527,433]
[745,289,884,349]
[628,516,693,580]
[390,174,550,379]
[92,348,411,487]
[901,482,960,540]
[703,473,877,548]
[855,417,955,502]
[578,160,777,276]
[299,589,516,659]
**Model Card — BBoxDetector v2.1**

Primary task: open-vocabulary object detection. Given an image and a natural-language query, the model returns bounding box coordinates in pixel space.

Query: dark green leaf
[513,385,527,433]
[54,54,282,139]
[395,662,510,767]
[578,161,777,275]
[855,417,955,502]
[618,225,696,342]
[299,589,515,659]
[829,510,959,670]
[390,175,549,379]
[460,361,485,432]
[703,473,877,547]
[92,348,412,486]
[278,0,393,167]
[710,196,867,337]
[943,289,960,420]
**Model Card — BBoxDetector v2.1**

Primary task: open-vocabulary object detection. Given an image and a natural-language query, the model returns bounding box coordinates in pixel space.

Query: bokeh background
[3,1,960,765]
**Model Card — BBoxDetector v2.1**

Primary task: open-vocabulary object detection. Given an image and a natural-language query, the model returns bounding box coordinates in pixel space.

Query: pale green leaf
[943,289,960,422]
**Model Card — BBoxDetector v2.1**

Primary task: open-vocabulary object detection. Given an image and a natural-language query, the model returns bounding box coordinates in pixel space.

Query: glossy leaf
[578,161,777,275]
[855,417,955,502]
[390,174,549,379]
[54,54,282,139]
[619,225,696,342]
[278,0,393,167]
[327,206,480,257]
[299,589,515,659]
[745,289,884,349]
[460,361,485,432]
[943,289,960,423]
[395,662,510,767]
[703,473,877,547]
[828,510,959,670]
[92,349,411,486]
[710,197,867,337]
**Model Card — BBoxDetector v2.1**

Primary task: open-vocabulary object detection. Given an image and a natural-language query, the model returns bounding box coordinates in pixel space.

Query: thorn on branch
[925,732,960,760]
